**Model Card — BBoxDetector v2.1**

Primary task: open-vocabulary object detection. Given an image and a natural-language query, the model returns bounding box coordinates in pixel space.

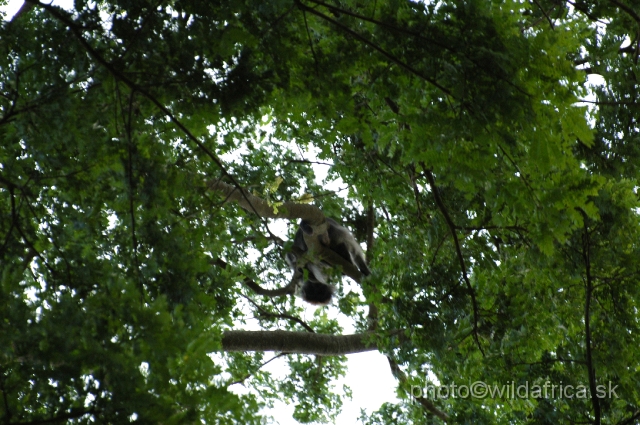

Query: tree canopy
[1,0,639,423]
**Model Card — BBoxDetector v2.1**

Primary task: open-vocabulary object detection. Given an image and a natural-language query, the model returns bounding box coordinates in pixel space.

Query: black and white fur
[286,218,370,305]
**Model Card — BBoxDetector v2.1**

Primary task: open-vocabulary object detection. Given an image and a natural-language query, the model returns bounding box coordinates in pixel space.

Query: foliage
[1,0,639,424]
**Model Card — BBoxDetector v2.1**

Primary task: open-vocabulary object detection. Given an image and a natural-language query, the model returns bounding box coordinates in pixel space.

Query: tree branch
[365,202,378,330]
[529,0,557,29]
[295,0,453,97]
[608,0,640,24]
[227,353,289,386]
[423,170,484,356]
[10,1,36,20]
[387,357,449,422]
[578,208,601,425]
[241,294,315,333]
[207,180,325,223]
[213,258,296,298]
[618,410,640,425]
[221,330,377,355]
[10,408,94,425]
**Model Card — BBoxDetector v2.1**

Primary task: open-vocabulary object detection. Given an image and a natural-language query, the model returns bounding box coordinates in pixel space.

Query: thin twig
[387,356,449,421]
[227,353,289,386]
[301,7,320,75]
[295,0,453,97]
[242,294,315,333]
[423,170,484,356]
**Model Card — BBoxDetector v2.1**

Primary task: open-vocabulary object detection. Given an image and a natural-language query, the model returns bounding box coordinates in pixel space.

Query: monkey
[299,218,371,277]
[286,217,370,305]
[285,252,335,305]
[285,227,334,305]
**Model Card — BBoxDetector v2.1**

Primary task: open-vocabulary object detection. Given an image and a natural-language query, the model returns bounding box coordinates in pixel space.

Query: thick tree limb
[221,330,377,355]
[10,1,35,20]
[208,180,325,223]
